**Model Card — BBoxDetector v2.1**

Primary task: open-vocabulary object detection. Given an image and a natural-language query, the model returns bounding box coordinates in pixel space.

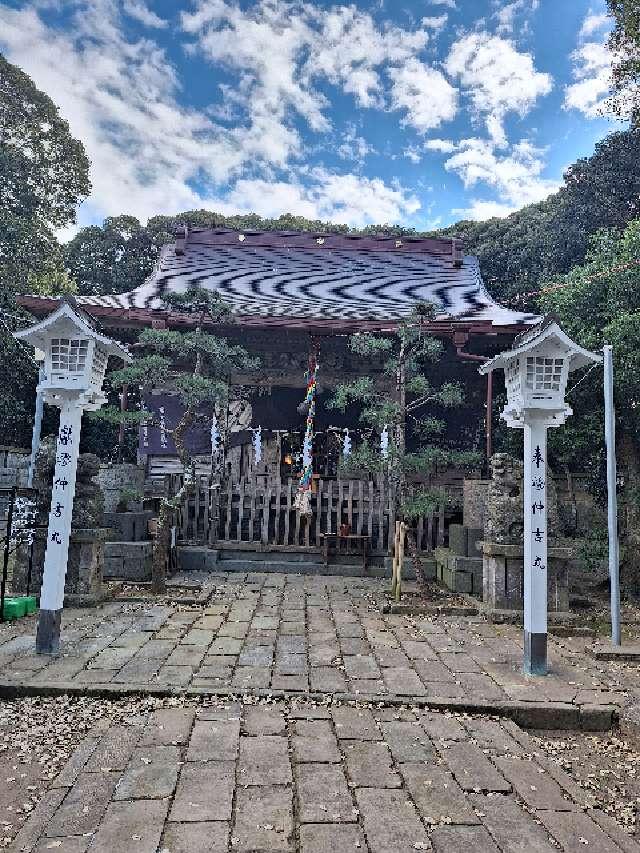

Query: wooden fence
[170,474,448,555]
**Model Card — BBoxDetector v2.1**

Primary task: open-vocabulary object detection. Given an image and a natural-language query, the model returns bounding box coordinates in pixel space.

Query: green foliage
[607,0,640,120]
[331,305,478,519]
[0,52,90,447]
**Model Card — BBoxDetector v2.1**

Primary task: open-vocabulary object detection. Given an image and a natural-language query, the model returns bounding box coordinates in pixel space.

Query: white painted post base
[36,402,83,655]
[523,414,548,676]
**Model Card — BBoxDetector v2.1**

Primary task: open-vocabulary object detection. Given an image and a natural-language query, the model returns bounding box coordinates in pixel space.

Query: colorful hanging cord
[294,353,318,515]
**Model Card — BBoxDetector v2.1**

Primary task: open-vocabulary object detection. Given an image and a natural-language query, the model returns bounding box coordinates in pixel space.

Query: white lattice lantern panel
[15,298,129,409]
[483,320,600,429]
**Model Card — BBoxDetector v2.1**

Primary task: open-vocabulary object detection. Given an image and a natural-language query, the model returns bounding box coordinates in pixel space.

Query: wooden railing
[170,474,449,555]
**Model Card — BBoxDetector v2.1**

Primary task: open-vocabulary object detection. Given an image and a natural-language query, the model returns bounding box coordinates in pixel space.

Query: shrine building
[20,227,537,562]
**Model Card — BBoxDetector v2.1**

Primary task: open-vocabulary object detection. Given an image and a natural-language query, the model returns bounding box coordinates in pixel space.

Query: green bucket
[2,597,28,620]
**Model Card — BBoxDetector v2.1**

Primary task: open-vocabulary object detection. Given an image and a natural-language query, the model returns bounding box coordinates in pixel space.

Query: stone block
[103,511,154,541]
[104,541,152,581]
[448,523,467,556]
[482,543,571,612]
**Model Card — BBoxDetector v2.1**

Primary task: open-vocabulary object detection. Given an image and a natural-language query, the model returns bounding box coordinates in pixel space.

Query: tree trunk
[151,407,196,595]
[620,432,640,590]
[406,526,427,589]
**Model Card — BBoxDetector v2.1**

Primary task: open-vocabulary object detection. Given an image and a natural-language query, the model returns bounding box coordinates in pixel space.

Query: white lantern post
[480,319,601,675]
[14,298,131,654]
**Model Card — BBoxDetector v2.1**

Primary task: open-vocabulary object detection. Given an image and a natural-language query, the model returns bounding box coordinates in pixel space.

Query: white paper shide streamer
[342,428,351,457]
[380,425,389,459]
[210,413,220,455]
[253,426,262,464]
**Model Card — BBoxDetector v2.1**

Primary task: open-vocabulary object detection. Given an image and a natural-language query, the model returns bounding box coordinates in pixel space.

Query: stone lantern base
[482,542,572,613]
[14,528,109,607]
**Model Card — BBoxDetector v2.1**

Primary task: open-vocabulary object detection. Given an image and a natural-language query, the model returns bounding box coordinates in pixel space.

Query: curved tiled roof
[70,228,538,329]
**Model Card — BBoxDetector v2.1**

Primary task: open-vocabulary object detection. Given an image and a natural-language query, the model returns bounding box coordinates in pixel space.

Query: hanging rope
[294,350,318,516]
[507,257,640,306]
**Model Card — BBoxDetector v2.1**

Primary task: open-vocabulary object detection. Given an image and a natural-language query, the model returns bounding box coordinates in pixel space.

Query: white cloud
[429,0,456,8]
[493,0,539,35]
[123,0,167,29]
[445,137,559,219]
[336,124,374,165]
[420,15,449,33]
[389,58,457,134]
[445,32,552,145]
[211,169,420,226]
[565,13,612,118]
[424,138,456,153]
[404,146,422,164]
[580,12,609,38]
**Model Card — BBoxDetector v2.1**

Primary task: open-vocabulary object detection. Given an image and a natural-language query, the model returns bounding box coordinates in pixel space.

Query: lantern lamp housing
[479,318,602,428]
[14,298,131,409]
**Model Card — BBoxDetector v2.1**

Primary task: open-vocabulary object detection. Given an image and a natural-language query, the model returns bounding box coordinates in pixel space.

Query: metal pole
[27,365,45,488]
[604,345,621,646]
[486,371,493,462]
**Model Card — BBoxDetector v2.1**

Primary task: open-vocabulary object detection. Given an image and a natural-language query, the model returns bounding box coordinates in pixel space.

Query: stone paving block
[170,761,235,821]
[87,646,137,670]
[382,667,427,696]
[114,745,179,800]
[299,822,366,853]
[412,660,456,683]
[53,736,100,787]
[232,786,293,851]
[210,638,244,655]
[87,799,168,853]
[293,720,341,763]
[401,764,479,826]
[343,741,400,788]
[456,672,506,700]
[374,648,412,668]
[139,708,195,746]
[355,788,430,853]
[84,725,142,772]
[349,678,387,696]
[182,628,214,646]
[239,735,293,786]
[343,655,381,680]
[492,757,575,810]
[309,667,348,692]
[277,635,306,654]
[135,639,176,660]
[422,681,467,699]
[156,664,194,686]
[47,771,119,836]
[166,645,206,667]
[274,652,308,675]
[537,808,627,852]
[470,794,558,852]
[9,788,67,853]
[196,664,233,681]
[401,640,439,661]
[296,763,356,823]
[271,674,309,691]
[462,719,523,753]
[34,837,90,853]
[243,704,287,735]
[379,721,435,763]
[431,825,499,852]
[309,644,340,667]
[217,620,250,638]
[419,712,466,742]
[331,707,379,741]
[438,652,483,673]
[439,743,511,793]
[239,645,274,667]
[232,666,271,689]
[186,719,240,762]
[339,638,371,656]
[161,821,229,853]
[111,659,161,683]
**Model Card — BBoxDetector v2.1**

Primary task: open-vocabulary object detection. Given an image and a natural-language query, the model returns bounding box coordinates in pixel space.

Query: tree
[607,0,640,120]
[540,218,640,579]
[97,287,258,593]
[0,53,90,447]
[65,216,170,297]
[329,303,480,587]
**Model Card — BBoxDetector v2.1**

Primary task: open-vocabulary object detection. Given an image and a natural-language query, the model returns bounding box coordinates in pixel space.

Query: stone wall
[98,464,145,512]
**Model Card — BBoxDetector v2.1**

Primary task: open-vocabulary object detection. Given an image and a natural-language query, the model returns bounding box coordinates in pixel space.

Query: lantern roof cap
[479,316,602,376]
[14,296,131,363]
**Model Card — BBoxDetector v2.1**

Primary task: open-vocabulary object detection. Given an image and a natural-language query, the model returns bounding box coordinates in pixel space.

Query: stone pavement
[9,698,640,853]
[0,574,635,728]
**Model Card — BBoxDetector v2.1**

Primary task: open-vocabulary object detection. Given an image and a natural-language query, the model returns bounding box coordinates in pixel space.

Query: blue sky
[0,0,620,235]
